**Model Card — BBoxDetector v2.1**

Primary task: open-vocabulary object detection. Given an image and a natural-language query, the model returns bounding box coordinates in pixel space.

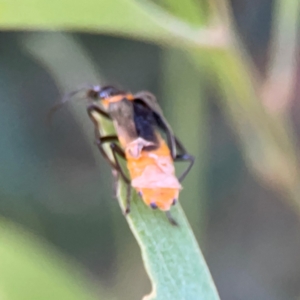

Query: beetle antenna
[47,84,97,125]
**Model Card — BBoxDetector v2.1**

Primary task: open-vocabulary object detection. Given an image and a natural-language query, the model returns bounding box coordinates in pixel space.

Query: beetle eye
[86,89,99,99]
[99,86,121,99]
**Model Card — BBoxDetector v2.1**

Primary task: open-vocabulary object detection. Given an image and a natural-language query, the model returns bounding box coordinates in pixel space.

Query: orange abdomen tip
[126,139,181,211]
[138,188,179,211]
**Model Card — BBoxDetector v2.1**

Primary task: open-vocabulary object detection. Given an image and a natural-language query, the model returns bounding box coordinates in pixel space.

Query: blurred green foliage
[0,0,300,299]
[0,219,100,300]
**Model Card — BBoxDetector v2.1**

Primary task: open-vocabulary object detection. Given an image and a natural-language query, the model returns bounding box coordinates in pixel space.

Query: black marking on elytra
[133,100,159,147]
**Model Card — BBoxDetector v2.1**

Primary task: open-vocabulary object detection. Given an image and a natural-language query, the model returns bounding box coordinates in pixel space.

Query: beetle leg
[95,136,130,184]
[95,137,132,214]
[109,143,130,184]
[174,153,195,183]
[154,111,194,182]
[87,104,118,169]
[173,137,195,183]
[95,135,119,169]
[110,143,132,215]
[165,211,178,226]
[87,103,111,120]
[125,184,132,215]
[87,104,132,214]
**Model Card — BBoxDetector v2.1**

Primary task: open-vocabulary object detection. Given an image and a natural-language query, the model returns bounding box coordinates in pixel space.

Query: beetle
[51,85,194,225]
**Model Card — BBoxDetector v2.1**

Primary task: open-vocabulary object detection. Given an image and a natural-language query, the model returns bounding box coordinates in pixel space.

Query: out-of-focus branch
[190,0,300,212]
[261,0,300,114]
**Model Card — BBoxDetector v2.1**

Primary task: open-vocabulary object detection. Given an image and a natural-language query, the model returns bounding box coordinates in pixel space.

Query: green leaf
[146,0,208,25]
[0,219,101,300]
[22,33,220,299]
[0,0,213,48]
[117,181,219,300]
[1,0,300,298]
[7,0,300,297]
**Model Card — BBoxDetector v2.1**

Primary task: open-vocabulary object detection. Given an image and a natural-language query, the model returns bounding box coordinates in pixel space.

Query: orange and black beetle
[52,85,194,225]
